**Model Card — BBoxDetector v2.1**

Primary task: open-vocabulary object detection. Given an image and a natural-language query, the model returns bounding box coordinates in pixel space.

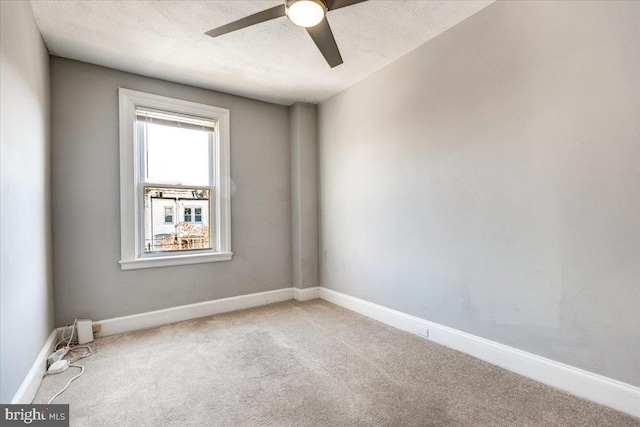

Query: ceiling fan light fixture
[286,0,327,28]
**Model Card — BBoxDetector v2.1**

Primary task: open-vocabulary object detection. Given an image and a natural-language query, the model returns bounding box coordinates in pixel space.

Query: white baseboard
[11,330,57,404]
[293,286,321,302]
[37,285,637,418]
[91,287,294,338]
[318,287,640,419]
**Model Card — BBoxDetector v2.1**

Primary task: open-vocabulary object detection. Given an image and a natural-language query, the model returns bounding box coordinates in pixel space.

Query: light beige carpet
[34,300,639,426]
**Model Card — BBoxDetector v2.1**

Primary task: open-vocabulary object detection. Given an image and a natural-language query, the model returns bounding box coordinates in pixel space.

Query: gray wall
[290,103,319,289]
[0,2,54,402]
[51,58,291,325]
[318,1,640,386]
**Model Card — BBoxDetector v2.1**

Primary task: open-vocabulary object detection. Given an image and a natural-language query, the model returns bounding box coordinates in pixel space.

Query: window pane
[144,187,211,252]
[164,206,173,223]
[144,122,210,186]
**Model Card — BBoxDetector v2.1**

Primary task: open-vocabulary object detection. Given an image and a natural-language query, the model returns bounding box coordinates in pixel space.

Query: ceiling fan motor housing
[286,0,328,10]
[286,0,328,28]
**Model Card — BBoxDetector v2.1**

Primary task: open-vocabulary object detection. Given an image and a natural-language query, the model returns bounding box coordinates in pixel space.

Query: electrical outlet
[416,326,430,339]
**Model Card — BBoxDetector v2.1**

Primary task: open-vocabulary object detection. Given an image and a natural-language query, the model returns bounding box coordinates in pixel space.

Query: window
[119,89,231,270]
[164,206,174,224]
[184,206,203,223]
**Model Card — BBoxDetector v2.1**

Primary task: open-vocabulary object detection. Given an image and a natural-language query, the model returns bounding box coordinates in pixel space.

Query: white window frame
[118,88,232,270]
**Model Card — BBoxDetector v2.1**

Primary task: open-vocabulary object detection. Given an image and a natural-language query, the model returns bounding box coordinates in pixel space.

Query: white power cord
[54,320,77,350]
[47,365,84,404]
[46,319,100,404]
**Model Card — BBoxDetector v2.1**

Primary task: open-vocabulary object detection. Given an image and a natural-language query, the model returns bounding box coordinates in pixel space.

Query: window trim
[118,88,232,270]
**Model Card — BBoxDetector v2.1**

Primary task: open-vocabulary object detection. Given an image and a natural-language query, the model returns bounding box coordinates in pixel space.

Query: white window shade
[136,108,216,132]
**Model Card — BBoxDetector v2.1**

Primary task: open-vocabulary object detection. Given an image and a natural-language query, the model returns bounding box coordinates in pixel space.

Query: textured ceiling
[30,1,492,105]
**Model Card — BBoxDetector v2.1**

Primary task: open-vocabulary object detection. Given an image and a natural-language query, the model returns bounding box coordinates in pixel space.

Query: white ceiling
[30,1,492,105]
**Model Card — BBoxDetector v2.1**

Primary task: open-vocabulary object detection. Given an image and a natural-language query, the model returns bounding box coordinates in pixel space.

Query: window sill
[119,252,233,270]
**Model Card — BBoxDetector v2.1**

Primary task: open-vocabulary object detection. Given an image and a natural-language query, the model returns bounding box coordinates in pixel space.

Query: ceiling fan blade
[326,0,368,11]
[205,5,286,38]
[306,18,343,68]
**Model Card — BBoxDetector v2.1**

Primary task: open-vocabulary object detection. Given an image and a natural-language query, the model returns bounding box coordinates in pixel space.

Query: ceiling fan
[205,0,368,68]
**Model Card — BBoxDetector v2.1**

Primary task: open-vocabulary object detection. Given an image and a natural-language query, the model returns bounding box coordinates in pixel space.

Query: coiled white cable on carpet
[46,319,100,404]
